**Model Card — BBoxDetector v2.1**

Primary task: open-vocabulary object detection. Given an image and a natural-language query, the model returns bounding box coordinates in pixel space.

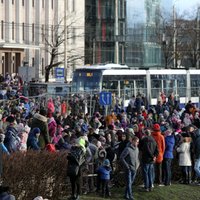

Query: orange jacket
[151,131,165,163]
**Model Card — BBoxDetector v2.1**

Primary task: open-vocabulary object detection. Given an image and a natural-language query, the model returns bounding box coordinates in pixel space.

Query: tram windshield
[72,69,102,92]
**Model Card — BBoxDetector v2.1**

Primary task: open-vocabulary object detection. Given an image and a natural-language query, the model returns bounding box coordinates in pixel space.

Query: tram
[71,64,200,106]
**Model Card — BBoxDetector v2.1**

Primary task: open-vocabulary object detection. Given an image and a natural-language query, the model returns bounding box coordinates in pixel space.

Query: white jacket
[177,142,192,166]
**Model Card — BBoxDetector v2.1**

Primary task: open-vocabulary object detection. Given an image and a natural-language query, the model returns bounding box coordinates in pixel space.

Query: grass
[61,183,200,200]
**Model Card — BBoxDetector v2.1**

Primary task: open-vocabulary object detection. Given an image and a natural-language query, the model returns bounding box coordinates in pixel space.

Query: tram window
[190,75,200,97]
[177,78,186,97]
[151,80,162,98]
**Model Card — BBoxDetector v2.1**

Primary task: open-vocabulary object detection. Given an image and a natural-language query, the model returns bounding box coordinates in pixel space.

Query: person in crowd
[151,123,165,186]
[61,100,67,117]
[105,110,117,127]
[30,109,50,149]
[4,116,20,153]
[176,136,192,184]
[27,127,41,151]
[17,124,31,152]
[140,129,159,191]
[97,159,112,198]
[191,127,200,184]
[163,124,175,186]
[0,186,15,200]
[47,98,55,116]
[120,136,140,200]
[67,137,86,200]
[47,113,57,143]
[0,133,10,155]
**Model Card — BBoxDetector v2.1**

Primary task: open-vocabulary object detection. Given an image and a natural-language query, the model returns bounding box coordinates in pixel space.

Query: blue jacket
[0,143,10,155]
[0,192,15,200]
[97,166,111,180]
[164,135,175,159]
[4,126,20,153]
[27,130,40,151]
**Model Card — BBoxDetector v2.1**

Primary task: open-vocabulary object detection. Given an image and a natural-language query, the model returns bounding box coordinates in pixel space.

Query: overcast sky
[175,0,200,15]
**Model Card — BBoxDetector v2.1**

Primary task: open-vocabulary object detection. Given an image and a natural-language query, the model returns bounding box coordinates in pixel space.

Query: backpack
[67,146,85,176]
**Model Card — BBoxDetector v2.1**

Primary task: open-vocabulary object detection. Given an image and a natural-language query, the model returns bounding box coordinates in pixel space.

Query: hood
[151,131,161,137]
[192,128,200,140]
[34,113,47,123]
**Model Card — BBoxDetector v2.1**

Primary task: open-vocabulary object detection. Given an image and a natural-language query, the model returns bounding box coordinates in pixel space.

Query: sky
[175,0,200,16]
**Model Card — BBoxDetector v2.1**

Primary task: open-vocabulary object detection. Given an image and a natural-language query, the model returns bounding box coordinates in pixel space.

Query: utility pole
[197,6,200,69]
[115,0,119,64]
[64,0,67,81]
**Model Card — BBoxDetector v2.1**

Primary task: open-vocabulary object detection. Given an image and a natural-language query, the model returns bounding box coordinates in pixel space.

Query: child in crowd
[97,159,112,198]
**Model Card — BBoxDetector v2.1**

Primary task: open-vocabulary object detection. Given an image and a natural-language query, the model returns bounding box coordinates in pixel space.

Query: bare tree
[160,7,200,68]
[42,15,84,82]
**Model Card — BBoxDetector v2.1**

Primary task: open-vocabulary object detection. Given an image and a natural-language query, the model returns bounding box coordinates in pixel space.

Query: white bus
[72,64,200,107]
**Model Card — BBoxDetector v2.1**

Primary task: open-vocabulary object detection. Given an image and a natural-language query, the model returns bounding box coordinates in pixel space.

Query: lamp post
[197,6,200,69]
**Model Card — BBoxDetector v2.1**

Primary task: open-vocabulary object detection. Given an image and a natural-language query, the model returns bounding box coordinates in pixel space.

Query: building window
[12,56,15,72]
[22,23,25,41]
[72,27,75,44]
[66,0,68,11]
[12,22,15,40]
[51,0,53,9]
[32,23,34,42]
[42,58,44,75]
[67,28,69,44]
[12,0,14,5]
[1,20,3,40]
[32,57,34,66]
[22,0,24,6]
[51,25,54,42]
[72,0,75,12]
[32,0,34,7]
[41,24,44,42]
[42,0,44,8]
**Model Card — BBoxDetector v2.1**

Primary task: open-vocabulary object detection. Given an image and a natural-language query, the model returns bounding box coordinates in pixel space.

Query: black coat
[140,136,159,164]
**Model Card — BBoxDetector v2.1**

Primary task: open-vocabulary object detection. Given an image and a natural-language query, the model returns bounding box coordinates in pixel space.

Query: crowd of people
[0,86,200,200]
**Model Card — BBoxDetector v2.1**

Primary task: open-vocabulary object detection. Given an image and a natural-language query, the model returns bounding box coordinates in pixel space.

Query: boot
[181,172,187,184]
[187,171,192,184]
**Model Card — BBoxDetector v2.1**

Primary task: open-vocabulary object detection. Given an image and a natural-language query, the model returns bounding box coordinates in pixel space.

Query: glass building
[85,0,173,68]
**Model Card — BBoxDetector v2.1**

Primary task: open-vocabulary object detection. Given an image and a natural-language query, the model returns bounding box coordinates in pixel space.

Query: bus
[72,63,200,107]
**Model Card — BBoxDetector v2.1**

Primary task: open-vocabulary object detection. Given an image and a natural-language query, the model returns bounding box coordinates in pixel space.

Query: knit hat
[32,127,41,135]
[103,159,110,167]
[153,123,160,131]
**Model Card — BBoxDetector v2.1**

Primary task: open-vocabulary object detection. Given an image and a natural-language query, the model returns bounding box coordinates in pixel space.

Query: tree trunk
[45,67,50,82]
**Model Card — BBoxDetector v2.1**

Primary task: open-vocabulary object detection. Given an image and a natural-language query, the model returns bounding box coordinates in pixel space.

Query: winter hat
[153,123,160,131]
[94,128,99,135]
[24,125,31,133]
[76,137,86,152]
[126,128,134,135]
[103,159,110,167]
[0,186,10,194]
[32,127,41,135]
[6,115,15,123]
